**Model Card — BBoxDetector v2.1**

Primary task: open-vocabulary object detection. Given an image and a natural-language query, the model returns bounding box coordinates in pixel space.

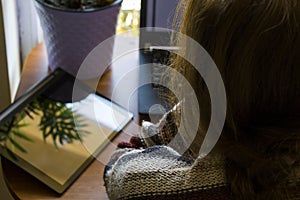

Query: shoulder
[104,146,228,200]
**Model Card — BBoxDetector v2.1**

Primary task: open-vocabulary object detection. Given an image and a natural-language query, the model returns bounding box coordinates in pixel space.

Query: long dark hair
[170,0,300,199]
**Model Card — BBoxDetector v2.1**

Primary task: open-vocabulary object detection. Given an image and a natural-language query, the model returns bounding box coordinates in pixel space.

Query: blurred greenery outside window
[116,0,140,36]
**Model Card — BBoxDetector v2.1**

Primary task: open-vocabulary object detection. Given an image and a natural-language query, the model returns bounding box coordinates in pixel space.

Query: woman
[104,0,300,199]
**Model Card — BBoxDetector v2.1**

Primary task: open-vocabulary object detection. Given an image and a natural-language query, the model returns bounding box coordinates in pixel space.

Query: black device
[0,68,133,193]
[138,0,180,115]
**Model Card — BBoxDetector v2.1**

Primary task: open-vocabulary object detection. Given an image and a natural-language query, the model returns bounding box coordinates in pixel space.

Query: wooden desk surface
[2,40,145,200]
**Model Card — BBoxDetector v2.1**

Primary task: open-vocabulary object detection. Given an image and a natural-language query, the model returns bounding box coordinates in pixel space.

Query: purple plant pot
[34,0,122,79]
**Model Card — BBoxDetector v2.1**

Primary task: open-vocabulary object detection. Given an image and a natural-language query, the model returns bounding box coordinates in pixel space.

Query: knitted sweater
[104,106,300,199]
[104,146,229,200]
[104,105,230,200]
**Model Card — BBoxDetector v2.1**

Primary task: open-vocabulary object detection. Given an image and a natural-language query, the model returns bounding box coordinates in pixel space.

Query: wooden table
[2,39,146,199]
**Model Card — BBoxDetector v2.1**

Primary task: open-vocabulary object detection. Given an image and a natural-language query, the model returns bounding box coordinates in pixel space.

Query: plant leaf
[4,146,19,161]
[11,131,34,142]
[8,137,27,153]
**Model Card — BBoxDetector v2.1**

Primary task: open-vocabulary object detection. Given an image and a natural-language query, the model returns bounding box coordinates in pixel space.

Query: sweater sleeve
[104,146,194,200]
[139,102,194,157]
[139,102,183,147]
[116,103,182,150]
[104,146,227,200]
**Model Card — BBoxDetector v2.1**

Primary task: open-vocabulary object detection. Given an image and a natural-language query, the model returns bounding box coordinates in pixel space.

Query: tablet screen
[0,68,133,193]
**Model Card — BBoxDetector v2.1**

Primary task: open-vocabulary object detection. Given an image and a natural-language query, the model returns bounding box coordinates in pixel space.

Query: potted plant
[34,0,123,79]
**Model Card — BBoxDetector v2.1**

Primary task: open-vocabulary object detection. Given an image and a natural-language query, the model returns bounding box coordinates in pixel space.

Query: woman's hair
[170,0,300,199]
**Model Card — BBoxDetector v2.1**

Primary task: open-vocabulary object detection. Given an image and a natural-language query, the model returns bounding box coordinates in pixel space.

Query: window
[117,0,141,35]
[1,0,21,103]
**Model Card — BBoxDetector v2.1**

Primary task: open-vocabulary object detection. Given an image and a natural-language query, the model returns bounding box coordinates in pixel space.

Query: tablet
[0,68,133,193]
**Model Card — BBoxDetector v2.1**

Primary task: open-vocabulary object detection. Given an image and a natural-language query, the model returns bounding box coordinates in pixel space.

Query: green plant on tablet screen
[0,97,88,160]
